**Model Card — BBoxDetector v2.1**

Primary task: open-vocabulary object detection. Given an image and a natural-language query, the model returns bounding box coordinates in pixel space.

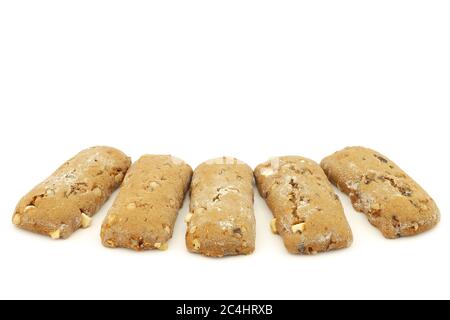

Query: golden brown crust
[255,156,353,255]
[186,157,256,257]
[12,146,131,239]
[321,147,440,239]
[101,155,192,251]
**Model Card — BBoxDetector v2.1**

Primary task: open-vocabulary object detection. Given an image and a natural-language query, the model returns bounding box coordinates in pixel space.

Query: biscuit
[186,157,256,257]
[12,146,131,239]
[321,147,440,238]
[255,156,353,255]
[101,155,192,251]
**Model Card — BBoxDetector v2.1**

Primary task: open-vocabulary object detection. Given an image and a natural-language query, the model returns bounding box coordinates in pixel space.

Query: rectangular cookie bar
[321,147,440,238]
[255,156,353,255]
[101,155,192,251]
[186,157,256,257]
[12,146,131,239]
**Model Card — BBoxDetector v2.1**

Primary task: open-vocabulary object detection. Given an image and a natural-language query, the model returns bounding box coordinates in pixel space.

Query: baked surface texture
[255,156,353,254]
[186,157,256,257]
[12,146,131,239]
[321,146,440,238]
[101,155,192,250]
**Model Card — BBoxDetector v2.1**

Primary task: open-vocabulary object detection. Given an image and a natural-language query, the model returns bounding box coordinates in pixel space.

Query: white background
[0,1,449,300]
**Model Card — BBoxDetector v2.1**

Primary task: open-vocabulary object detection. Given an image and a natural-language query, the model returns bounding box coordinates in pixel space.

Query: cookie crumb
[292,223,305,233]
[13,214,21,225]
[270,218,278,234]
[81,213,92,228]
[154,242,168,251]
[24,205,36,213]
[192,239,201,251]
[185,213,193,223]
[49,229,61,239]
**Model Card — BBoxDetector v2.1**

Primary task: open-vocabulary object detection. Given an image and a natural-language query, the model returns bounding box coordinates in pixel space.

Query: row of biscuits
[12,146,440,257]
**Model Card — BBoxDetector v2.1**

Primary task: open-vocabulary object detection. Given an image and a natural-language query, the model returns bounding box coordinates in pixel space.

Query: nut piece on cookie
[81,213,92,229]
[270,218,278,234]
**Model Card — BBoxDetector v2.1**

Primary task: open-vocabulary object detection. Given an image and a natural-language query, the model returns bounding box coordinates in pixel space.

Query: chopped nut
[130,238,141,248]
[345,181,359,191]
[81,213,92,228]
[127,203,136,210]
[105,239,116,248]
[269,157,281,171]
[92,187,102,197]
[364,170,377,184]
[372,203,381,211]
[164,225,171,234]
[24,205,36,213]
[192,239,201,251]
[148,181,160,191]
[13,214,21,225]
[189,225,197,234]
[205,157,243,165]
[105,239,116,247]
[374,154,388,163]
[185,213,193,223]
[260,167,275,177]
[107,215,117,224]
[412,222,419,231]
[270,218,278,234]
[49,229,61,239]
[154,242,168,251]
[114,172,124,183]
[292,223,305,233]
[46,189,55,197]
[195,207,206,214]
